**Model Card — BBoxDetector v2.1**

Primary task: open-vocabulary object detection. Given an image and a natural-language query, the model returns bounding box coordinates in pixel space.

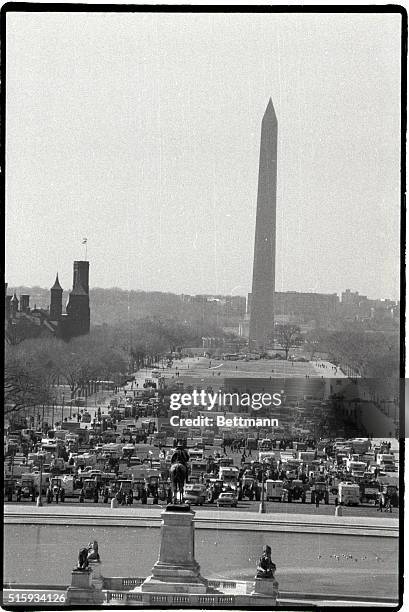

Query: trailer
[51,475,82,498]
[265,479,284,502]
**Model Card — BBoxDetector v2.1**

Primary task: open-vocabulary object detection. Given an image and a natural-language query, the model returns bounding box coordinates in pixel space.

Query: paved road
[5,498,397,518]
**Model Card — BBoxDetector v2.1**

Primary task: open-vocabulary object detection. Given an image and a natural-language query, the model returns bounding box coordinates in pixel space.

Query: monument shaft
[249,99,277,348]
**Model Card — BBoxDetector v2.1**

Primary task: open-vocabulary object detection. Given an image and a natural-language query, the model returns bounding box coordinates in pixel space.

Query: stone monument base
[66,569,101,605]
[141,561,208,594]
[251,577,279,602]
[89,560,105,603]
[140,504,209,595]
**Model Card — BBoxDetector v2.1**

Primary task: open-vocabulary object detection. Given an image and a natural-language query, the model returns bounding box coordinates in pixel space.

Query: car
[216,492,238,508]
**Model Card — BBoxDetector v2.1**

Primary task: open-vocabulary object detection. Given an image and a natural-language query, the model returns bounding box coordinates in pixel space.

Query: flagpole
[82,238,88,261]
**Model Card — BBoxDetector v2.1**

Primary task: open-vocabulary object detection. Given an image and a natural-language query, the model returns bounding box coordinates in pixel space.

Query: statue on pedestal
[76,541,100,571]
[77,548,90,571]
[87,541,100,563]
[255,545,276,579]
[169,444,189,503]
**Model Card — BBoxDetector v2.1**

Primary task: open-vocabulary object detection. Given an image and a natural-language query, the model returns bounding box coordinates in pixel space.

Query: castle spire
[51,273,63,291]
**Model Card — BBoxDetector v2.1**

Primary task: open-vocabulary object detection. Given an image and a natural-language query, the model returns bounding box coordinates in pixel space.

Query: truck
[183,483,206,505]
[189,448,204,461]
[298,451,315,463]
[25,471,51,494]
[51,475,82,497]
[347,460,367,478]
[258,439,273,451]
[377,454,395,470]
[190,460,207,482]
[258,451,277,465]
[265,480,284,502]
[218,466,239,490]
[359,480,380,504]
[337,482,360,506]
[280,450,296,463]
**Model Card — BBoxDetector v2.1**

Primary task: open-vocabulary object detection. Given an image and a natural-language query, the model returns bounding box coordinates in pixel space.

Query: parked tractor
[206,479,224,503]
[310,480,329,505]
[282,479,308,503]
[15,475,37,501]
[240,476,257,500]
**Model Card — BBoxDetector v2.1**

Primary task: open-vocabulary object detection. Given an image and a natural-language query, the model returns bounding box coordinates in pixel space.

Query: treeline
[305,327,399,379]
[7,286,233,331]
[4,316,214,416]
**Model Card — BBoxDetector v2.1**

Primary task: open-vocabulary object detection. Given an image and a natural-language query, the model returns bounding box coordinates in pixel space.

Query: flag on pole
[82,237,88,244]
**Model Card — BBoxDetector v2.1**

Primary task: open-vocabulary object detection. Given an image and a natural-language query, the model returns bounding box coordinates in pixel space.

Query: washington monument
[249,99,277,348]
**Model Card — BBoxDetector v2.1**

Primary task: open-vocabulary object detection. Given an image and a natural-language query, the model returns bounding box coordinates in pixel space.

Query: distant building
[340,289,399,323]
[5,260,90,343]
[246,290,338,326]
[274,291,339,320]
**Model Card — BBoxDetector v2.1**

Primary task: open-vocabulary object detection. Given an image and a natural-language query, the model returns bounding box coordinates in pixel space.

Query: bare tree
[273,324,303,360]
[4,360,50,416]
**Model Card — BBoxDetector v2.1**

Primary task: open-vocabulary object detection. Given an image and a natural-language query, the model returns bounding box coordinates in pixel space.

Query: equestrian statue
[169,443,190,504]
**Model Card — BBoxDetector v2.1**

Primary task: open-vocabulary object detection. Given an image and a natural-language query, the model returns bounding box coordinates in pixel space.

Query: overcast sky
[5,11,401,299]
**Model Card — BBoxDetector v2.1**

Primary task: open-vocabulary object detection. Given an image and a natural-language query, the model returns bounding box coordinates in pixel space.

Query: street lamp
[259,466,266,514]
[36,453,44,507]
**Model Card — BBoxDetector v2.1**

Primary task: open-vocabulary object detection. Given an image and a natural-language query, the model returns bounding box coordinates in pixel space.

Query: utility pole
[36,454,44,507]
[259,466,266,514]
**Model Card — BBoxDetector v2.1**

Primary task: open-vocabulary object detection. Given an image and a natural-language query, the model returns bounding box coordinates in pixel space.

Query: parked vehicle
[282,479,308,503]
[16,475,37,501]
[183,483,206,505]
[310,481,330,505]
[265,479,284,502]
[218,466,239,490]
[216,491,238,508]
[337,482,360,506]
[51,475,82,498]
[359,480,380,504]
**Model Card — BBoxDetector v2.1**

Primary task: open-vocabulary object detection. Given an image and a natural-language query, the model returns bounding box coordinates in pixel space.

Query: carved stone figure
[256,545,276,579]
[77,547,90,571]
[87,541,100,562]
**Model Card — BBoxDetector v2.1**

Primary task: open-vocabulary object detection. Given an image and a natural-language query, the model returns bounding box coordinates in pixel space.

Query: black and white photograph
[2,6,404,610]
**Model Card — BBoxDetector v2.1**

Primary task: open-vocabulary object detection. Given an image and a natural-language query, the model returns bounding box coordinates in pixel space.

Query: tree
[4,357,50,416]
[273,324,303,360]
[304,329,329,361]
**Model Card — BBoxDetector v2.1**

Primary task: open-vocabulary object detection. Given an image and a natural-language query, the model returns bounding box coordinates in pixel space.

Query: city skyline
[4,278,400,305]
[6,12,401,300]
